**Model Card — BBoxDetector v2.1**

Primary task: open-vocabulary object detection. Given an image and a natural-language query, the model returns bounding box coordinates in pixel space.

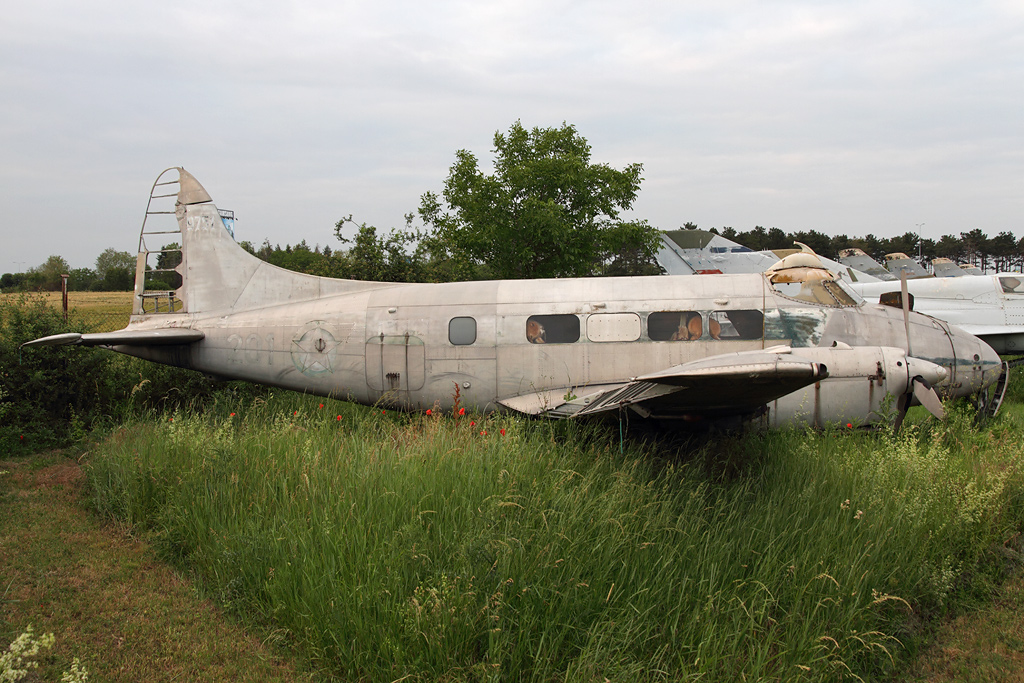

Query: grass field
[0,291,133,332]
[11,388,1009,682]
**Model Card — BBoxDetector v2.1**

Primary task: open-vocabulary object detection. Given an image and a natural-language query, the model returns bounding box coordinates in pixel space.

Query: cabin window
[526,314,580,344]
[710,310,764,340]
[587,313,641,342]
[648,311,704,341]
[1000,276,1024,294]
[449,317,477,345]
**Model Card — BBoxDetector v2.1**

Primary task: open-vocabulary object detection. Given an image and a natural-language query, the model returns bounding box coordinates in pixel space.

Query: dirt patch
[33,460,86,490]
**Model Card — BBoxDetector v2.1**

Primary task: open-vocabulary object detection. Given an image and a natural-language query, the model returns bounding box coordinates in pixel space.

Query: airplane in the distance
[661,230,1024,359]
[25,168,1006,430]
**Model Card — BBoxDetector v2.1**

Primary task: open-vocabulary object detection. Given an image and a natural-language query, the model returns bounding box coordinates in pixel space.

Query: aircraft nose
[950,328,1002,397]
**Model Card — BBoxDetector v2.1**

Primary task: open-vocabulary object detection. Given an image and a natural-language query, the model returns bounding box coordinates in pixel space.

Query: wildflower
[459,407,465,416]
[854,510,863,520]
[480,430,487,436]
[426,409,432,416]
[470,421,476,426]
[381,410,386,415]
[841,499,850,510]
[336,415,342,421]
[169,417,173,422]
[319,403,324,409]
[500,428,506,436]
[846,422,853,428]
[293,411,298,416]
[20,435,24,440]
[229,412,236,417]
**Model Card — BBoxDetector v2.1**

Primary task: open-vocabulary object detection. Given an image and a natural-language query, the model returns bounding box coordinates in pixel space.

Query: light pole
[915,223,925,263]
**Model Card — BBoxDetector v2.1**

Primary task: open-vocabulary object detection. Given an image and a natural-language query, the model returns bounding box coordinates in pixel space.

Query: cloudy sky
[2,0,1022,272]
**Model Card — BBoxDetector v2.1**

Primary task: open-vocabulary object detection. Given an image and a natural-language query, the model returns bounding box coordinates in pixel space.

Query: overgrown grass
[85,391,1024,681]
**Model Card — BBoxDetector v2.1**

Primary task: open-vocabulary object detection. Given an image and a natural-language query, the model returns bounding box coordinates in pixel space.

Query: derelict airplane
[662,230,1024,359]
[25,168,1005,430]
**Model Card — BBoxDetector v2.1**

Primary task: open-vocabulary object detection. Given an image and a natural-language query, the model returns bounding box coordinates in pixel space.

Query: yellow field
[1,291,133,332]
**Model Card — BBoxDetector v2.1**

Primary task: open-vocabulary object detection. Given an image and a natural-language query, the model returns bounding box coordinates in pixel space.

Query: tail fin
[133,167,381,317]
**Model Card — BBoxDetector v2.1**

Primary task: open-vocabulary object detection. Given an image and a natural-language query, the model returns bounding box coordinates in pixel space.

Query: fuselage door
[366,333,426,395]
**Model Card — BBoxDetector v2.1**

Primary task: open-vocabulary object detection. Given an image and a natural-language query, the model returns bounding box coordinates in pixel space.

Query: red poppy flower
[500,428,506,436]
[426,409,432,416]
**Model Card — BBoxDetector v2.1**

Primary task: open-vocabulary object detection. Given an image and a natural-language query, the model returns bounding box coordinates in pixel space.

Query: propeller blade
[901,271,913,358]
[912,377,946,420]
[893,392,911,433]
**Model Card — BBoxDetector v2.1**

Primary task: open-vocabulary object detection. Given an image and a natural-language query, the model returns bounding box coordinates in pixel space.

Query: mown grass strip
[0,451,314,682]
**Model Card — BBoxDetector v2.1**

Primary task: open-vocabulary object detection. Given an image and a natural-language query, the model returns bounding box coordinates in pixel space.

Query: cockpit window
[1000,276,1024,294]
[710,310,764,339]
[769,270,860,307]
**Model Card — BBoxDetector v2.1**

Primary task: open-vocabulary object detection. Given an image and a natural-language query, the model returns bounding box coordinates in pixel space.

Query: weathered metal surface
[24,168,1006,430]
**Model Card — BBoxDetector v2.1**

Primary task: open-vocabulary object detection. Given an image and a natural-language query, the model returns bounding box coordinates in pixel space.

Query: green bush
[0,295,265,454]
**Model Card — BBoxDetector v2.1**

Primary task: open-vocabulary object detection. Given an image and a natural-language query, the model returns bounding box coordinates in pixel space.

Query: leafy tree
[67,267,97,291]
[0,273,22,290]
[988,231,1017,273]
[94,248,135,291]
[418,121,660,280]
[960,229,989,271]
[26,255,70,291]
[334,216,426,282]
[155,243,183,289]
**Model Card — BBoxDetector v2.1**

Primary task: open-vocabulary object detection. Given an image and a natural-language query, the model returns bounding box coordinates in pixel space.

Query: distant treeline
[4,224,1022,293]
[695,223,1024,273]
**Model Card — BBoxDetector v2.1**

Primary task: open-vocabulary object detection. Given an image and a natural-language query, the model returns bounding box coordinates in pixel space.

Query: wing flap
[498,347,829,419]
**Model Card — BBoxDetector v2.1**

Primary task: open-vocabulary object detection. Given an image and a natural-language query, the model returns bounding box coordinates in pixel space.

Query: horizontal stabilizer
[499,346,829,419]
[23,328,204,348]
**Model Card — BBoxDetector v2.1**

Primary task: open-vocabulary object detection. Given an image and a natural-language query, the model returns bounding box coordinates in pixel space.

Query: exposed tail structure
[134,167,381,318]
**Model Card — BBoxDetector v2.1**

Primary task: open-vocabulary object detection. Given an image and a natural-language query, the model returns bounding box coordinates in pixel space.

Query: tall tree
[419,121,660,280]
[27,255,71,291]
[94,248,135,290]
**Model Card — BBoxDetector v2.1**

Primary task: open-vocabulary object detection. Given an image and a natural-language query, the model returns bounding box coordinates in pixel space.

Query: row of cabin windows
[447,310,765,346]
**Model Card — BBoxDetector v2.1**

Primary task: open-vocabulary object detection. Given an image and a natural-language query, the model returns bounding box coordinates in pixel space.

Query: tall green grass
[87,394,1024,681]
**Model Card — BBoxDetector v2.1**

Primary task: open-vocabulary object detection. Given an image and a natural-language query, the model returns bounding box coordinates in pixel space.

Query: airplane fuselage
[120,271,999,427]
[28,168,1001,431]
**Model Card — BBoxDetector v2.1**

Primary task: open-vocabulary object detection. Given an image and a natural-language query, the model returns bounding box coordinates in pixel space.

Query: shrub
[0,295,265,454]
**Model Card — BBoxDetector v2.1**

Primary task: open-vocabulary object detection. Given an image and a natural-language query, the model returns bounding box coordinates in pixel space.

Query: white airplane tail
[133,167,380,317]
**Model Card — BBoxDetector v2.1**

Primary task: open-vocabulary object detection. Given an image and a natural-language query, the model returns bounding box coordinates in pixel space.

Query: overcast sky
[2,0,1022,272]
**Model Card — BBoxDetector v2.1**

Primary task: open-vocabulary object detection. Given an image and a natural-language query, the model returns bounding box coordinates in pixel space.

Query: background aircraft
[659,230,1024,358]
[25,169,1004,430]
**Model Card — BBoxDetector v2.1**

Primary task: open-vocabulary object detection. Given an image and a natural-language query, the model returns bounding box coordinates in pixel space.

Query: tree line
[3,121,1021,292]
[705,224,1023,274]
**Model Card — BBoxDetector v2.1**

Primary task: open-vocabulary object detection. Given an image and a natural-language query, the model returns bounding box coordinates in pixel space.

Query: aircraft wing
[498,346,828,419]
[22,328,205,348]
[949,324,1024,355]
[951,324,1024,338]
